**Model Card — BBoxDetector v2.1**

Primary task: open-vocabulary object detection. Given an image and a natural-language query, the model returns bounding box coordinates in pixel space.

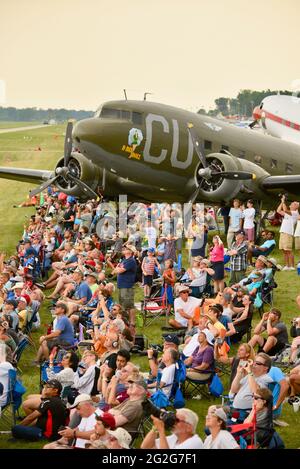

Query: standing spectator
[112,246,137,312]
[248,309,288,356]
[242,199,256,242]
[227,199,243,248]
[228,232,248,285]
[209,235,225,293]
[141,248,160,298]
[219,203,230,236]
[277,196,299,270]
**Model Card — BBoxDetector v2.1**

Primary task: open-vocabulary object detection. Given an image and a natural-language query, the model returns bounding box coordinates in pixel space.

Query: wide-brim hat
[177,285,192,294]
[267,258,282,270]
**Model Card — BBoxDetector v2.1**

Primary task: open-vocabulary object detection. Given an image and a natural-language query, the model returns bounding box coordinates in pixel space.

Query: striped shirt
[142,256,156,275]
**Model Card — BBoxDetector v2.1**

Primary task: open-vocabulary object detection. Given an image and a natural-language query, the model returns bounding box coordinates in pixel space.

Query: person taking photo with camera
[277,196,299,270]
[140,408,203,449]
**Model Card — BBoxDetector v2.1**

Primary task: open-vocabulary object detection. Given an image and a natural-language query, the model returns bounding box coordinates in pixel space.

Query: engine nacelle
[55,152,101,198]
[194,152,270,202]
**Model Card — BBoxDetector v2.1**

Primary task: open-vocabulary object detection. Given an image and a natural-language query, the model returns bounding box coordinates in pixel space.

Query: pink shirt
[210,245,224,263]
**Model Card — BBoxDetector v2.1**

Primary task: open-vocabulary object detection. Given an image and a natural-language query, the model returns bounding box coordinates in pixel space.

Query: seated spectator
[0,343,14,409]
[148,348,178,397]
[16,295,32,332]
[214,342,255,387]
[243,387,273,446]
[0,318,16,352]
[73,350,98,396]
[184,329,214,381]
[169,285,201,330]
[43,394,100,449]
[229,353,273,417]
[87,413,117,449]
[2,299,19,331]
[22,351,79,416]
[231,295,254,343]
[147,334,180,381]
[34,302,75,364]
[105,427,132,449]
[12,380,68,441]
[247,231,276,264]
[141,408,203,449]
[288,364,300,402]
[248,309,288,356]
[289,317,300,364]
[103,364,139,408]
[186,258,215,299]
[203,406,239,449]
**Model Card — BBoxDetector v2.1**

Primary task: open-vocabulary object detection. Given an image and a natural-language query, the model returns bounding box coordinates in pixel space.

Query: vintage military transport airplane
[0,99,300,206]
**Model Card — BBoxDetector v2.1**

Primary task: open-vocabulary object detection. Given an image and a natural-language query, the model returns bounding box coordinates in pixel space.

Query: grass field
[0,125,300,448]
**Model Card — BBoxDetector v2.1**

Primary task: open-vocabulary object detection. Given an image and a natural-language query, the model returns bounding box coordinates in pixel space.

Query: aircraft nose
[73,118,100,143]
[252,106,262,121]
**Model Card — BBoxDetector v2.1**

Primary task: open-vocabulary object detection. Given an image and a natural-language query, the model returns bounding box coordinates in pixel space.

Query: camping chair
[257,279,277,317]
[0,369,17,434]
[12,335,30,372]
[183,370,214,400]
[142,287,169,327]
[228,413,257,449]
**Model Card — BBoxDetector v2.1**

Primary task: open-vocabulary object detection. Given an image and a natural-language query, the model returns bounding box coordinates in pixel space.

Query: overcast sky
[1,0,299,111]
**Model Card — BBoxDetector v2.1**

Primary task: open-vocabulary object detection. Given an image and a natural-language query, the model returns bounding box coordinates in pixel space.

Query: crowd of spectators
[0,190,300,450]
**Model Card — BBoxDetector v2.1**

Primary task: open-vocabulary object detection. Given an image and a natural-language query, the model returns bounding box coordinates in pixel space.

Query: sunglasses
[254,361,265,366]
[253,395,264,400]
[175,417,186,424]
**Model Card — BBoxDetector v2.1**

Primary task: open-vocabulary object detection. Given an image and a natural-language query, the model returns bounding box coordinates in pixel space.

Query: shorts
[119,288,135,310]
[262,338,285,356]
[245,228,255,242]
[143,275,153,286]
[279,232,293,251]
[47,338,73,351]
[295,237,300,250]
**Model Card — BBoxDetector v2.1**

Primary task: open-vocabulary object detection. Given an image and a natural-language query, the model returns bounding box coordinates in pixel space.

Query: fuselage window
[286,163,293,174]
[100,108,120,119]
[132,112,143,125]
[121,110,130,120]
[271,159,277,169]
[254,155,262,165]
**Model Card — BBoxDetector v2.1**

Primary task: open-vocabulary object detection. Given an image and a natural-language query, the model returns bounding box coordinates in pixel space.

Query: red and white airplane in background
[252,94,300,145]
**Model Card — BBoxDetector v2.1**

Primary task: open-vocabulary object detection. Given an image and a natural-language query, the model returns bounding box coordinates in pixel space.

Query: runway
[0,124,52,134]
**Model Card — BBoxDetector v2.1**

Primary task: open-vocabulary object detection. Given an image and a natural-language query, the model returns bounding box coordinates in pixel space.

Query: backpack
[209,373,224,397]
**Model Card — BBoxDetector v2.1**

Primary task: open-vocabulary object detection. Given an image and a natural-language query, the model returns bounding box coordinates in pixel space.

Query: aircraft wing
[0,167,54,185]
[262,175,300,193]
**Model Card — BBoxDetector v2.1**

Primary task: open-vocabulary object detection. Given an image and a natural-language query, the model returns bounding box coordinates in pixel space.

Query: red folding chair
[228,408,257,449]
[142,286,169,326]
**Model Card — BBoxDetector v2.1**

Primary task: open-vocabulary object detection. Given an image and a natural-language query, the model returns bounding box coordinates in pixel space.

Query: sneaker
[282,266,290,271]
[273,419,289,427]
[289,267,295,270]
[192,394,202,400]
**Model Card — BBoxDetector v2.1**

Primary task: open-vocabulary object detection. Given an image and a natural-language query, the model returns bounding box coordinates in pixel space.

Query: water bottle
[297,262,300,275]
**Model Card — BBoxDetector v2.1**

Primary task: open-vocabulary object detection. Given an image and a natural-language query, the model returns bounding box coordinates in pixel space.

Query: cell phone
[240,360,248,367]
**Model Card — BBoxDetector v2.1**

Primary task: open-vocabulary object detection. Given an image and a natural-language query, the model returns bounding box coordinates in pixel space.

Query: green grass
[0,126,300,448]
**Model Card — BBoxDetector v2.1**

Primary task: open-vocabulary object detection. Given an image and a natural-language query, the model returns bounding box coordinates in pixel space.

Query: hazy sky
[1,0,300,112]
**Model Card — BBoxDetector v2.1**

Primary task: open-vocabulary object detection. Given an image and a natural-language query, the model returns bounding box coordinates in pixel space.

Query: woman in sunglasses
[243,387,273,446]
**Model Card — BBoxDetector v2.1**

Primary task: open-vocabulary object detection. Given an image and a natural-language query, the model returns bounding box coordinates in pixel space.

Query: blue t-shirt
[117,257,137,289]
[74,282,92,303]
[229,208,243,230]
[268,366,285,416]
[260,239,276,249]
[55,315,74,344]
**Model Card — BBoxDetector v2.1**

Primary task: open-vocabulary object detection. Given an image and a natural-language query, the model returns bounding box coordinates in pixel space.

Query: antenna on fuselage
[123,89,128,100]
[143,92,152,101]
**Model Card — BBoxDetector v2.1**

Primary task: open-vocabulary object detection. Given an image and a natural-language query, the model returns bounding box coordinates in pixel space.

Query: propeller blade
[211,171,255,180]
[187,124,208,168]
[64,121,73,167]
[67,174,99,199]
[188,180,204,204]
[29,175,59,198]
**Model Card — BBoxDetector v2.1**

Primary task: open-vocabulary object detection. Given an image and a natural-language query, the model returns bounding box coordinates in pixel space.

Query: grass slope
[0,126,299,448]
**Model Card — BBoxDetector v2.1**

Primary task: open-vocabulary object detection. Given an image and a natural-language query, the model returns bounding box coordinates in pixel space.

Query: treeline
[198,89,293,117]
[0,107,94,122]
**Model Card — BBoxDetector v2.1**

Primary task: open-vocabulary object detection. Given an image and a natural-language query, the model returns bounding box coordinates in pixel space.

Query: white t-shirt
[156,433,204,449]
[222,306,233,320]
[75,409,100,448]
[203,430,239,449]
[0,361,14,408]
[280,211,298,235]
[189,269,207,287]
[145,227,157,249]
[174,296,201,327]
[183,332,199,357]
[294,219,300,237]
[160,363,176,397]
[243,208,255,229]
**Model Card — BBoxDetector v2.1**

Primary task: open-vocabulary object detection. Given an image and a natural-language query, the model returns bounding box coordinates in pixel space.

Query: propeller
[29,121,98,199]
[187,123,255,204]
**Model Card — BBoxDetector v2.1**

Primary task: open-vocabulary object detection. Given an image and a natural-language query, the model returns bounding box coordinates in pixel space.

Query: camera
[216,338,224,346]
[240,360,248,367]
[291,318,300,326]
[141,399,177,430]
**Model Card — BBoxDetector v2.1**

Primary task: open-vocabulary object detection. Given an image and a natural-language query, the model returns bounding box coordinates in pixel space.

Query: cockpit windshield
[96,107,143,124]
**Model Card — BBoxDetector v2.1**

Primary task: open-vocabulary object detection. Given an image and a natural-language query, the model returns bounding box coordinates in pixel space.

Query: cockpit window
[99,107,142,124]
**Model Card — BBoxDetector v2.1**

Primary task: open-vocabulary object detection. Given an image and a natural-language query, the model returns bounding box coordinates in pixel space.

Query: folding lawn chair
[0,369,18,434]
[142,287,169,327]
